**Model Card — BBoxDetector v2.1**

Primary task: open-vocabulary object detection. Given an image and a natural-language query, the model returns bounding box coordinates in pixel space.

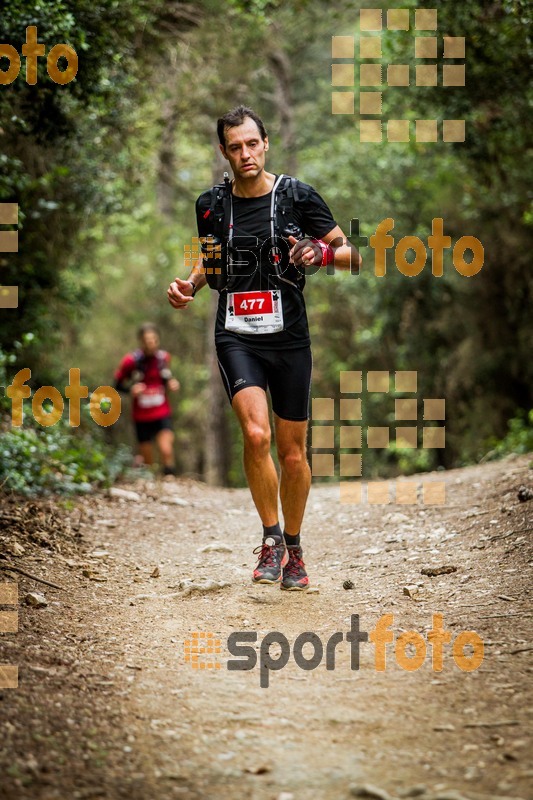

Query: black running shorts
[134,416,173,443]
[216,342,313,421]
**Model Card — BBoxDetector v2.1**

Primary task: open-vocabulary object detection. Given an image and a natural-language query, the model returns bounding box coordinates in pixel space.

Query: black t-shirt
[195,176,336,350]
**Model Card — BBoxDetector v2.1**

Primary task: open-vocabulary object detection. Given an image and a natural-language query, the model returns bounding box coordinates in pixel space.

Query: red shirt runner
[114,351,172,423]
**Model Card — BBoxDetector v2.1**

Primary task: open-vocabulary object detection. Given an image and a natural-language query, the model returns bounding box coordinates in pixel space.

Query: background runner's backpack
[131,349,172,384]
[201,173,309,292]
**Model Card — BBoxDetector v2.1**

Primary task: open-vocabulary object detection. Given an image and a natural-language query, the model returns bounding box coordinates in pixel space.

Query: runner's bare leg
[156,428,175,469]
[138,442,154,465]
[274,415,311,535]
[232,386,279,526]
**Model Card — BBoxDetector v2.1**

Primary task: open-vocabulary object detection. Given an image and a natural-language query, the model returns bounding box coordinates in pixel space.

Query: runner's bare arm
[167,256,207,309]
[322,225,362,272]
[289,225,361,273]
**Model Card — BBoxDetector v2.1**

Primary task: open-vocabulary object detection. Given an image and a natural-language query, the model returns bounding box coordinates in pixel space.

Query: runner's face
[220,118,268,180]
[141,331,159,355]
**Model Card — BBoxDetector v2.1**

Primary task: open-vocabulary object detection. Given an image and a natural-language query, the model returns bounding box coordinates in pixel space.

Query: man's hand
[168,278,195,309]
[288,235,324,268]
[168,378,180,392]
[131,382,147,397]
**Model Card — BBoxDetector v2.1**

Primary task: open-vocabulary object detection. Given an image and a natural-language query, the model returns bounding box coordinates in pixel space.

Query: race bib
[137,389,166,409]
[225,290,284,334]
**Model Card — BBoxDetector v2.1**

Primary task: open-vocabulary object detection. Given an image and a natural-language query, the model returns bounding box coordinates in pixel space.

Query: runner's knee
[278,447,307,476]
[243,424,271,457]
[158,429,174,448]
[159,442,173,458]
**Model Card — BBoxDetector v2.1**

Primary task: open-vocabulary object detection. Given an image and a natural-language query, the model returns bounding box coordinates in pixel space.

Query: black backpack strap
[133,349,171,382]
[272,175,306,290]
[132,348,144,368]
[285,176,299,204]
[205,183,227,239]
[272,175,292,245]
[202,176,232,290]
[202,174,308,292]
[156,349,166,373]
[220,180,232,241]
[291,177,300,203]
[274,175,307,232]
[156,350,172,382]
[206,173,232,238]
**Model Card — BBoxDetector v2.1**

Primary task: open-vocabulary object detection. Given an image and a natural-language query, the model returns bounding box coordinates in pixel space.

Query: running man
[114,322,180,475]
[168,105,360,589]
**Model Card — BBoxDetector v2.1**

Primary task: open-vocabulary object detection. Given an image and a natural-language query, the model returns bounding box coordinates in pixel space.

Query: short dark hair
[217,105,268,148]
[137,322,160,340]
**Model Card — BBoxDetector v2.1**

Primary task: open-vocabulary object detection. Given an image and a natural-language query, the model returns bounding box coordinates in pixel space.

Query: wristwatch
[188,280,197,297]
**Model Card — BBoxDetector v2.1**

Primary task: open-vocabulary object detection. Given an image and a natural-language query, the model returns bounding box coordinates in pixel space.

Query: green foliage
[1,0,531,488]
[488,410,533,458]
[0,416,130,496]
[1,339,130,495]
[0,0,198,374]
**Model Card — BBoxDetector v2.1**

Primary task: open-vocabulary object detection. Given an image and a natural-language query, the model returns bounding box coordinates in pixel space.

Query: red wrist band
[312,239,335,266]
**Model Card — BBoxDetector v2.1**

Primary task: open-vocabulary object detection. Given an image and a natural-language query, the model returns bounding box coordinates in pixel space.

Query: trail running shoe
[252,537,288,584]
[281,545,309,591]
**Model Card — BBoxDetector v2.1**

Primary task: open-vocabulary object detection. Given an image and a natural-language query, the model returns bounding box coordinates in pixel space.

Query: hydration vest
[201,173,308,291]
[131,349,172,384]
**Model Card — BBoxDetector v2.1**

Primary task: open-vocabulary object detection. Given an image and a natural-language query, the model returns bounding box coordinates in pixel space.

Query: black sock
[284,531,300,547]
[263,522,283,544]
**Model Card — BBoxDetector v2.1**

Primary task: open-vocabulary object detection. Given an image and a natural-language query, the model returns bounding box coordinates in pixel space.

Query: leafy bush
[487,409,533,459]
[0,417,130,496]
[0,340,132,495]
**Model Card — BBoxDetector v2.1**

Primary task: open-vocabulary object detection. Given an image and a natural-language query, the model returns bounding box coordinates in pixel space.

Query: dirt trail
[1,457,532,800]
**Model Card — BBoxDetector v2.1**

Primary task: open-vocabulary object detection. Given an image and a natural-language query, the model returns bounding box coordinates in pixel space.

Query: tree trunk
[156,99,179,220]
[268,41,297,175]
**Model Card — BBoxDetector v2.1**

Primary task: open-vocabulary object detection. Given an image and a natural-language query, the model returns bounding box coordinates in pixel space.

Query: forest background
[0,0,531,493]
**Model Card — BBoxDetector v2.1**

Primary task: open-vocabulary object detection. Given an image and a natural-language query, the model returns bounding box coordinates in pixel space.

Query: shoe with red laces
[281,545,309,591]
[252,537,288,584]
